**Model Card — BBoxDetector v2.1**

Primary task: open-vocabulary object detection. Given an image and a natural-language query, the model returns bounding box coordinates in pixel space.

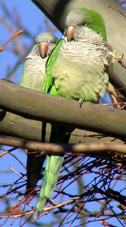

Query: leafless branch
[1,80,126,139]
[0,135,126,156]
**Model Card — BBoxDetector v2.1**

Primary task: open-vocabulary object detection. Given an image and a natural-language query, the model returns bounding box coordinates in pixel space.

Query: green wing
[43,39,63,94]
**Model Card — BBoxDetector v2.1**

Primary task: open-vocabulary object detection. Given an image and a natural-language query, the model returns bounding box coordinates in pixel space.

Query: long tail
[34,155,64,218]
[25,122,46,196]
[25,151,45,195]
[34,125,73,219]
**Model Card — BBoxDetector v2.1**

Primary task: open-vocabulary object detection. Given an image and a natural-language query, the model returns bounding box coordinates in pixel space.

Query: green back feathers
[43,39,63,94]
[83,9,107,43]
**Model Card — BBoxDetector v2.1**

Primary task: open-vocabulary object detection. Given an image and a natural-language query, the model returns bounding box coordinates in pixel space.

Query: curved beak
[66,26,75,42]
[39,42,48,58]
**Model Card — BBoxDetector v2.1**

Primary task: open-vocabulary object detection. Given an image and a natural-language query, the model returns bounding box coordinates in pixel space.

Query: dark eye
[81,22,86,26]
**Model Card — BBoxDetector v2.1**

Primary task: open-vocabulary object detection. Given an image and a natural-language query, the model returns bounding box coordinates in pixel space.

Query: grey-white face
[65,8,106,43]
[34,32,58,58]
[65,9,88,28]
[35,32,57,45]
[65,9,90,42]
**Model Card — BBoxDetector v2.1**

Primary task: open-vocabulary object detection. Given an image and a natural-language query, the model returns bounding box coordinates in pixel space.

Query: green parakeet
[20,32,58,194]
[34,8,109,218]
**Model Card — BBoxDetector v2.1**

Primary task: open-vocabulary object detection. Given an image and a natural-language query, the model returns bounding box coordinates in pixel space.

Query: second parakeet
[34,8,109,218]
[20,32,58,194]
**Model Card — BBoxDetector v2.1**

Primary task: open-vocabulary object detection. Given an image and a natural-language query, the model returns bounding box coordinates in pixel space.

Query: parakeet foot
[78,98,83,108]
[108,50,123,63]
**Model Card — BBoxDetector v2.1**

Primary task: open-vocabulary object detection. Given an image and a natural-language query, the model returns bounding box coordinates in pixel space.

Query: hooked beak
[39,42,48,58]
[66,26,75,42]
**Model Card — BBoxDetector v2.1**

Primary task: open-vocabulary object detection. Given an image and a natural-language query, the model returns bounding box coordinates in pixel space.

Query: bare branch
[0,111,124,145]
[0,135,126,156]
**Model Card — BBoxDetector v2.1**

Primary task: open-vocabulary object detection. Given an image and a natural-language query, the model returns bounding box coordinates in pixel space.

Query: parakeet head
[35,32,58,58]
[65,8,107,43]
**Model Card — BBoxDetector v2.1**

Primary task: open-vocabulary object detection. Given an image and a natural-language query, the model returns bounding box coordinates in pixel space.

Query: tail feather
[25,151,45,195]
[34,197,46,219]
[34,125,73,219]
[34,155,64,219]
[26,122,46,196]
[45,155,64,196]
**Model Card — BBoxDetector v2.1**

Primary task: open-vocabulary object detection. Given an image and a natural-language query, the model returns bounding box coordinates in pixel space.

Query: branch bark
[0,135,126,156]
[0,80,126,139]
[32,0,126,96]
[0,112,123,144]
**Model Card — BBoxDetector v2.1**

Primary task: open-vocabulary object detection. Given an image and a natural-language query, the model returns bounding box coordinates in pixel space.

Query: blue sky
[0,1,125,227]
[0,0,61,83]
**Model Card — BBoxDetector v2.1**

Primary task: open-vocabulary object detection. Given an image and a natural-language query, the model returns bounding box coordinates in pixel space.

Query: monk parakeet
[34,8,109,218]
[20,32,58,194]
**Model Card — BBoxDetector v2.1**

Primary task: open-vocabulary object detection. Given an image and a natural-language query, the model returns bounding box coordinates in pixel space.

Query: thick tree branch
[0,112,123,144]
[0,135,126,156]
[0,80,126,139]
[0,112,42,141]
[32,0,126,96]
